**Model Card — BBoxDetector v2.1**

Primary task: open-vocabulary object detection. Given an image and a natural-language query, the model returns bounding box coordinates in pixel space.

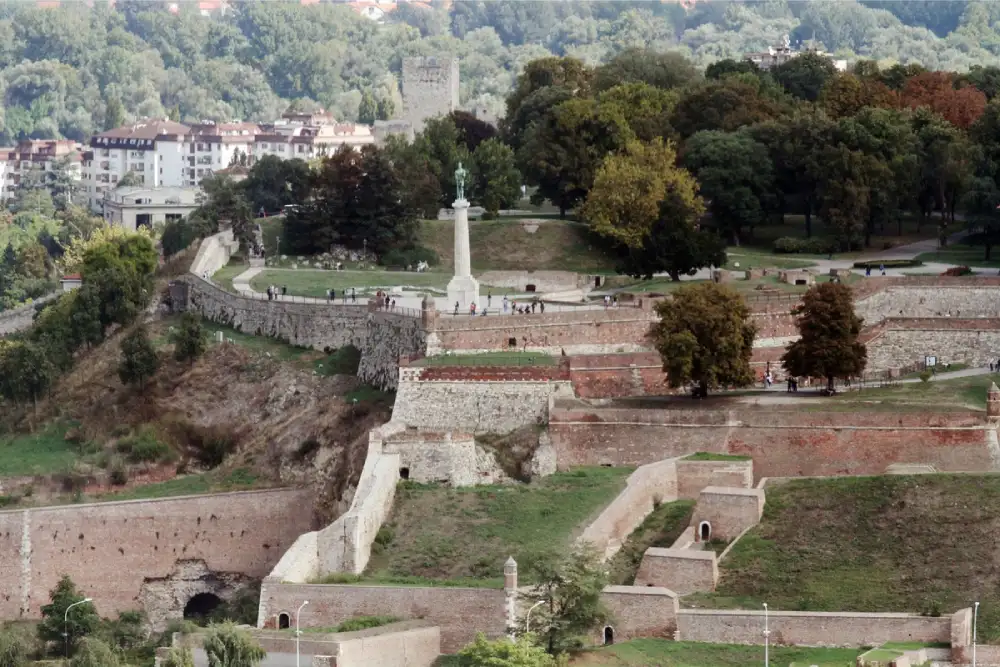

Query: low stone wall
[318,621,440,667]
[676,608,951,647]
[693,487,764,541]
[568,352,664,399]
[382,430,506,486]
[258,582,506,653]
[0,293,58,336]
[189,229,239,278]
[601,586,679,642]
[853,280,1000,323]
[577,458,679,560]
[866,319,1000,370]
[478,270,586,293]
[549,407,994,478]
[634,549,717,595]
[392,367,574,434]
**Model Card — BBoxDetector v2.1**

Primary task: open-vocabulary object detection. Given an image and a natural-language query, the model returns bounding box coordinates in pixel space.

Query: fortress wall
[866,321,1000,369]
[677,609,951,647]
[258,583,506,654]
[549,408,991,478]
[853,281,1000,323]
[392,368,574,434]
[0,488,312,620]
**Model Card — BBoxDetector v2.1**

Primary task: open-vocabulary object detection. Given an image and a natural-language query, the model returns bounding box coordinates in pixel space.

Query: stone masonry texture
[0,488,313,621]
[676,609,951,647]
[600,586,679,642]
[548,407,993,478]
[402,57,459,133]
[634,548,717,595]
[692,487,764,541]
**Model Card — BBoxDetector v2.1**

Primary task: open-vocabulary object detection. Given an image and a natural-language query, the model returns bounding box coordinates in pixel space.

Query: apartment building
[83,114,373,213]
[102,186,201,232]
[0,139,82,204]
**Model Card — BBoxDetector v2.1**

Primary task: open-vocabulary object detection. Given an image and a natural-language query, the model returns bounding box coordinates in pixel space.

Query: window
[297,145,305,153]
[110,174,118,183]
[277,145,285,152]
[260,143,268,150]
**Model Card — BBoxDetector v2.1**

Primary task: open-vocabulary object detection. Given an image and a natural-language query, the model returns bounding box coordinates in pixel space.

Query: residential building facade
[101,186,201,232]
[3,139,81,203]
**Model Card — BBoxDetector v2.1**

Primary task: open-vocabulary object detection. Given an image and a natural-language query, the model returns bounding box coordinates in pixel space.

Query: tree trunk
[826,375,835,393]
[986,241,993,262]
[804,205,812,239]
[669,270,681,282]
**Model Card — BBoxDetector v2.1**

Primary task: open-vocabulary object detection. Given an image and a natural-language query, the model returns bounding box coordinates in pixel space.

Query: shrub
[379,245,439,268]
[109,457,128,486]
[942,265,973,276]
[334,616,399,633]
[919,370,933,383]
[116,428,174,464]
[773,237,838,254]
[170,312,206,363]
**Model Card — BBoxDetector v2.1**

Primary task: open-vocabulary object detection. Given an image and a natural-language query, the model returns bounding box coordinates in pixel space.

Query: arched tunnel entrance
[183,592,223,624]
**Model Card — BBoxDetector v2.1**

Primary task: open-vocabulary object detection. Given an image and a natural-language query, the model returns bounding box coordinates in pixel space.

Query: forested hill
[0,0,997,143]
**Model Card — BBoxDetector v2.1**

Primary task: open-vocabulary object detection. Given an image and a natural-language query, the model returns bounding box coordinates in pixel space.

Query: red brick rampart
[409,363,571,382]
[549,407,991,479]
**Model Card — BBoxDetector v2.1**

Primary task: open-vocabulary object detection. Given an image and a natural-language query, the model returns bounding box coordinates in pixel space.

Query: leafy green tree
[381,135,443,219]
[457,633,561,667]
[11,188,55,217]
[682,130,775,243]
[376,96,394,121]
[116,171,143,189]
[503,56,592,150]
[118,325,159,390]
[15,242,48,279]
[202,623,266,667]
[596,83,677,143]
[519,97,633,217]
[413,116,471,207]
[357,89,378,125]
[449,110,498,153]
[37,576,99,656]
[520,548,609,655]
[669,79,781,139]
[471,138,521,216]
[618,207,726,282]
[705,58,760,80]
[103,96,126,131]
[771,52,838,102]
[0,340,56,407]
[782,283,867,393]
[171,312,206,363]
[69,638,120,667]
[593,48,700,92]
[651,283,757,398]
[242,156,312,215]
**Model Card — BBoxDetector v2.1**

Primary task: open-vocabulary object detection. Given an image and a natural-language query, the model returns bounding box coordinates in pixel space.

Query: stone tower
[988,382,1000,423]
[504,556,518,638]
[402,56,460,134]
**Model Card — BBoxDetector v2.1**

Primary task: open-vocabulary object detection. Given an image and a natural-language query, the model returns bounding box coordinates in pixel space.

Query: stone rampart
[675,459,754,499]
[634,549,717,595]
[178,275,424,390]
[577,458,679,560]
[189,229,239,278]
[0,488,312,624]
[258,582,506,653]
[392,367,574,434]
[549,407,994,478]
[478,271,588,293]
[866,319,1000,369]
[600,586,679,642]
[382,430,506,486]
[568,352,664,398]
[0,293,58,336]
[676,608,951,647]
[692,487,764,541]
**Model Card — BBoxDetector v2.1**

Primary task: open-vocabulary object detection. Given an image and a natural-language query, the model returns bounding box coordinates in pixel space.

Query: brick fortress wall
[549,407,993,478]
[0,488,313,623]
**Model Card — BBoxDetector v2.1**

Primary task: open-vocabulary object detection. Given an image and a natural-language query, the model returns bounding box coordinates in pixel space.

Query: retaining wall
[0,488,313,621]
[866,319,1000,369]
[676,608,951,647]
[392,367,574,434]
[600,586,679,642]
[549,407,994,478]
[634,549,717,595]
[382,430,506,486]
[692,487,764,541]
[577,458,679,560]
[0,293,58,336]
[675,459,754,499]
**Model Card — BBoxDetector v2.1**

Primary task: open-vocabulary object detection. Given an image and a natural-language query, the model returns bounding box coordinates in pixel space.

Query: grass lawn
[820,372,999,412]
[211,260,248,292]
[571,639,861,666]
[0,422,81,477]
[736,215,938,256]
[414,352,557,367]
[916,241,1000,268]
[420,219,617,274]
[86,468,262,502]
[724,247,816,270]
[250,267,449,298]
[683,474,1000,641]
[365,467,633,583]
[684,452,752,462]
[608,499,695,585]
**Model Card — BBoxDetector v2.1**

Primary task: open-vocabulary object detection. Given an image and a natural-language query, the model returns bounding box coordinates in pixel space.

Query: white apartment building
[84,114,374,213]
[1,139,82,204]
[102,186,201,232]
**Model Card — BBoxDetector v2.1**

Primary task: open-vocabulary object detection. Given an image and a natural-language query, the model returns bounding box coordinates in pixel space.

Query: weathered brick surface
[867,320,1000,369]
[414,364,570,382]
[692,487,764,541]
[258,583,506,653]
[568,352,664,398]
[634,549,717,595]
[0,488,313,619]
[675,459,753,499]
[600,586,679,642]
[549,407,992,478]
[676,609,951,647]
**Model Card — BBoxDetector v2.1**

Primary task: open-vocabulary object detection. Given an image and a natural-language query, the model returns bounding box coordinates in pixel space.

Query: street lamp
[974,601,980,667]
[295,600,309,667]
[763,603,770,667]
[64,598,92,658]
[525,600,545,634]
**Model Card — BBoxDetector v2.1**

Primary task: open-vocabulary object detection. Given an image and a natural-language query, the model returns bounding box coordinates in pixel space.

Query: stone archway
[184,592,223,623]
[139,559,254,631]
[603,626,614,645]
[278,612,291,630]
[698,521,712,542]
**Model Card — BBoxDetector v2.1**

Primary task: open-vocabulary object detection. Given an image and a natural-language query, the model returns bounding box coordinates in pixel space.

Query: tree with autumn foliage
[651,283,757,398]
[819,73,898,119]
[782,283,867,394]
[901,71,987,129]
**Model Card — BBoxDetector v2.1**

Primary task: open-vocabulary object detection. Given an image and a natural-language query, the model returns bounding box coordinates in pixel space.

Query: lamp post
[763,603,770,667]
[295,600,309,667]
[64,598,92,658]
[974,601,980,667]
[525,600,545,635]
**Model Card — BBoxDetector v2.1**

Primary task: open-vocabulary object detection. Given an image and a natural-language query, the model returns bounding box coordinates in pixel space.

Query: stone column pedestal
[447,198,479,311]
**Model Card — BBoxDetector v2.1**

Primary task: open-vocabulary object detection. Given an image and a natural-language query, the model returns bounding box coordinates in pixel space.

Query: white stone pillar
[447,198,479,311]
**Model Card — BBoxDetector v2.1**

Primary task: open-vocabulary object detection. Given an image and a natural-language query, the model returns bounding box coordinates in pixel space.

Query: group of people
[864,264,887,277]
[265,285,286,300]
[762,370,807,391]
[375,290,397,310]
[325,288,358,304]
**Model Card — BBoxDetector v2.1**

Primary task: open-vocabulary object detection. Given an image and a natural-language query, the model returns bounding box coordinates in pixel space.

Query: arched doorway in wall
[183,592,223,624]
[698,521,712,542]
[278,612,291,629]
[603,626,614,645]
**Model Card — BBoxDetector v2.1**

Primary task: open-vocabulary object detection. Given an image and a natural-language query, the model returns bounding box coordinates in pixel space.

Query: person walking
[487,292,492,307]
[503,296,509,314]
[880,263,886,276]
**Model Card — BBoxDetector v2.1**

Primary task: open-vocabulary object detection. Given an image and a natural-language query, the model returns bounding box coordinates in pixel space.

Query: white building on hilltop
[743,35,848,72]
[102,186,201,232]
